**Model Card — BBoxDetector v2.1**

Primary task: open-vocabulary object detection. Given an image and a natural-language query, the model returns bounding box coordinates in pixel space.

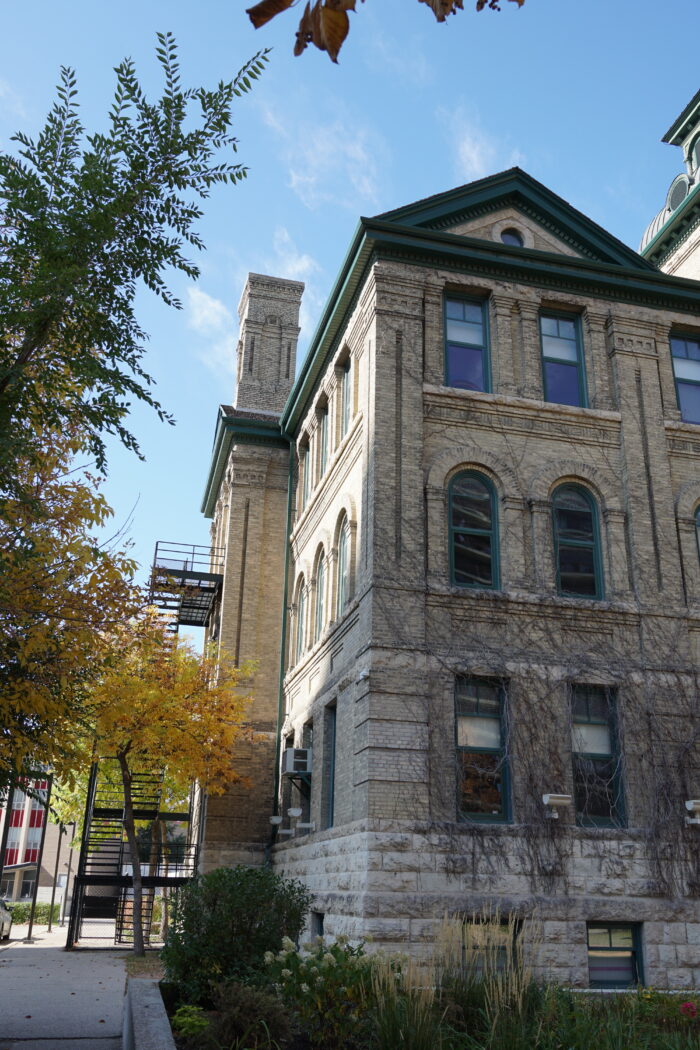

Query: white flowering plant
[265,935,373,1049]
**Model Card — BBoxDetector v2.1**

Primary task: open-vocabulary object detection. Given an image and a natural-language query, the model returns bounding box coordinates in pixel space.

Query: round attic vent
[500,227,524,247]
[667,174,689,213]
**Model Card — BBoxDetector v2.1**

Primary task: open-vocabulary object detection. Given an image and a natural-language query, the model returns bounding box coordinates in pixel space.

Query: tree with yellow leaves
[247,0,525,63]
[0,432,140,789]
[84,612,251,955]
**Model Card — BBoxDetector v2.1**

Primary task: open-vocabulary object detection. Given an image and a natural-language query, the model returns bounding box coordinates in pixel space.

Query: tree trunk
[117,753,145,956]
[157,819,169,941]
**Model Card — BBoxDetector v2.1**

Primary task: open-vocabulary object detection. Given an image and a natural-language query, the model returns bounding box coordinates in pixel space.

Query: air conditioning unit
[282,748,312,776]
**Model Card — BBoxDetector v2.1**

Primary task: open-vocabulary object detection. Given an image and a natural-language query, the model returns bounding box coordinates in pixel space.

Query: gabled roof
[663,89,700,146]
[374,168,656,272]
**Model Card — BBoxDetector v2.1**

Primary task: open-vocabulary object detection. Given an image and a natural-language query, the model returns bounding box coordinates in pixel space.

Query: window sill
[423,383,622,423]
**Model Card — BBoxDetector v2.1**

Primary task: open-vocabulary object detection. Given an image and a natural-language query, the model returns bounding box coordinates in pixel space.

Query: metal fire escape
[66,761,200,949]
[148,542,224,634]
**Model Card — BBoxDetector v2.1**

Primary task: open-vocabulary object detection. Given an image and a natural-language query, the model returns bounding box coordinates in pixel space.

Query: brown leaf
[294,0,314,55]
[319,5,350,61]
[418,0,463,21]
[246,0,296,30]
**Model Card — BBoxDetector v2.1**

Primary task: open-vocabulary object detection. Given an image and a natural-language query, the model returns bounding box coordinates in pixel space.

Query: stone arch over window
[426,444,522,497]
[312,545,327,644]
[526,463,631,600]
[551,483,604,599]
[426,447,525,592]
[448,470,499,590]
[527,458,618,511]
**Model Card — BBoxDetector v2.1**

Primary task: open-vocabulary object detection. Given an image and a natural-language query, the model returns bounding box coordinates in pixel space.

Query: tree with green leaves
[0,33,268,495]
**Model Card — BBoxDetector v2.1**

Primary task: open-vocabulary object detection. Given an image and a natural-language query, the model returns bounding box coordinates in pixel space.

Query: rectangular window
[461,918,521,978]
[540,314,586,407]
[319,407,329,476]
[340,360,352,438]
[322,704,337,829]
[587,924,641,988]
[300,448,311,508]
[445,297,489,392]
[671,334,700,424]
[571,685,623,826]
[455,676,508,821]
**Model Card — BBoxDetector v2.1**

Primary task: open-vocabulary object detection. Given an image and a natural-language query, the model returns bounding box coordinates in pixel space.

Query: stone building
[201,153,700,986]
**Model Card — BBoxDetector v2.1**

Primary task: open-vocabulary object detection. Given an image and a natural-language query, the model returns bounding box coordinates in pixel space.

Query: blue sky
[1,0,697,588]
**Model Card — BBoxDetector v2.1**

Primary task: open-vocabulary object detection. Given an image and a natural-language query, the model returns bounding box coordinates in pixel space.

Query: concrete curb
[122,978,176,1050]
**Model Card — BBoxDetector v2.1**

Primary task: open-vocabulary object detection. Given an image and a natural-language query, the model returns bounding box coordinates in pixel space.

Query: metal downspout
[266,440,295,863]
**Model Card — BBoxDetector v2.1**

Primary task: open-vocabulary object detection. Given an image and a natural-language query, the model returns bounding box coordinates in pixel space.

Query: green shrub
[209,981,293,1049]
[266,935,373,1049]
[171,1004,211,1039]
[161,866,311,1004]
[7,902,60,925]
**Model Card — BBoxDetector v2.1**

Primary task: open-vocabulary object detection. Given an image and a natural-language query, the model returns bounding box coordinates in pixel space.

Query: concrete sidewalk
[0,924,126,1050]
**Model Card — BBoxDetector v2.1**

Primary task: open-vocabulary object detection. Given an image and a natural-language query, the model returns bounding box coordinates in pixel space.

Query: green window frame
[314,552,325,643]
[300,446,311,508]
[340,359,352,438]
[540,313,587,408]
[571,684,624,827]
[587,923,642,988]
[294,577,306,663]
[671,333,700,424]
[336,515,350,616]
[552,484,603,599]
[455,676,509,822]
[319,405,329,476]
[449,471,499,590]
[444,296,490,392]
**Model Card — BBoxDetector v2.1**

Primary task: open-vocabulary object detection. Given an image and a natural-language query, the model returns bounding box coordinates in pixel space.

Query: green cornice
[641,181,700,267]
[367,218,700,309]
[280,222,374,433]
[663,89,700,146]
[201,408,288,518]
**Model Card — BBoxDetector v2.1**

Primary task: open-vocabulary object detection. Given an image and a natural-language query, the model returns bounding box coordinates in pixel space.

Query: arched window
[336,516,351,616]
[552,485,603,599]
[449,471,498,589]
[314,551,326,643]
[294,577,306,662]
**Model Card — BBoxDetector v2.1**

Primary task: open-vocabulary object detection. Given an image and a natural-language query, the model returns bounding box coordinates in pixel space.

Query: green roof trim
[374,168,655,272]
[663,89,700,146]
[201,408,288,518]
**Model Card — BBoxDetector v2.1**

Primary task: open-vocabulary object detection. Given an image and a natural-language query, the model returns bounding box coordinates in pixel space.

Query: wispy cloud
[260,102,388,211]
[186,288,236,379]
[0,78,26,120]
[264,227,324,344]
[437,105,525,183]
[365,34,432,85]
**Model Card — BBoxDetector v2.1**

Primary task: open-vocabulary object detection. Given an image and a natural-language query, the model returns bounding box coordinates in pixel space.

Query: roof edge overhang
[374,167,655,272]
[201,409,289,518]
[663,89,700,146]
[640,181,700,265]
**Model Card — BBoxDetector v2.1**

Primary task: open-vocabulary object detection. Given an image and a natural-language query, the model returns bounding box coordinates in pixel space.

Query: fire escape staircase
[148,542,224,634]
